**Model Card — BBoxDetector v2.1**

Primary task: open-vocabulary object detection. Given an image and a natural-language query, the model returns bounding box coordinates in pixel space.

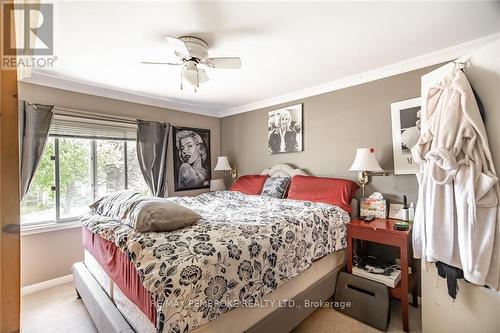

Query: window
[21,138,56,224]
[59,138,93,219]
[96,140,126,197]
[21,136,149,225]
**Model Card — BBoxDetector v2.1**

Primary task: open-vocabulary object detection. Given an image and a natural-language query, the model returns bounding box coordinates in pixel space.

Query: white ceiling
[27,1,500,117]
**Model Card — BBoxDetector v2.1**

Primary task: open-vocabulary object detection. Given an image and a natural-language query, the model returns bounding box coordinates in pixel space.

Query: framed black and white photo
[267,104,303,154]
[173,127,211,191]
[390,97,421,174]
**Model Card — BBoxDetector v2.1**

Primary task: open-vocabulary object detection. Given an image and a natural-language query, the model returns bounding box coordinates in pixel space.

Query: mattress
[84,248,345,333]
[82,191,349,332]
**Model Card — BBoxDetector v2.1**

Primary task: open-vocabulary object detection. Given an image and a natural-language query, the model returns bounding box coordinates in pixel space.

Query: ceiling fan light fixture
[142,35,241,91]
[183,68,199,87]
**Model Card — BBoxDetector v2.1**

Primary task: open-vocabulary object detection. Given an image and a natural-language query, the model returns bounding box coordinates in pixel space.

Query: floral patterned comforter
[81,191,350,333]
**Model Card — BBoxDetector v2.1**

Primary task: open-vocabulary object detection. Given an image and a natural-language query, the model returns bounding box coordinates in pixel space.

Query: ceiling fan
[141,36,241,91]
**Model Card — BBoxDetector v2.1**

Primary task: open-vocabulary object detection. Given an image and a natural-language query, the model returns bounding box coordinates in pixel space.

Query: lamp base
[358,171,369,198]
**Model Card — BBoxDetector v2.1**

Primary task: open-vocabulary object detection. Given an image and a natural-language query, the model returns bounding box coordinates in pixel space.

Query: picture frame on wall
[267,103,303,154]
[173,126,211,191]
[390,97,421,174]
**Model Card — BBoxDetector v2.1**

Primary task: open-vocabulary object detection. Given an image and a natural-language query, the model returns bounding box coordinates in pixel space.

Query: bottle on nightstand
[409,202,415,222]
[401,195,409,222]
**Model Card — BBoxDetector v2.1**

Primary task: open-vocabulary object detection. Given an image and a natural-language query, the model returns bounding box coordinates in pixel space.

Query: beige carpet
[22,282,421,333]
[22,283,97,333]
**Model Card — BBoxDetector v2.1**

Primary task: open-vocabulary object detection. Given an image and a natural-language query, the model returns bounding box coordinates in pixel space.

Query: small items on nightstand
[401,195,409,222]
[360,192,388,219]
[362,215,375,222]
[409,202,415,222]
[393,222,409,231]
[388,195,411,227]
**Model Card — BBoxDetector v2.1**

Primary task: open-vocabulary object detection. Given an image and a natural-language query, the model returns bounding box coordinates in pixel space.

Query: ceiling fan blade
[205,57,241,69]
[165,36,190,59]
[141,61,183,66]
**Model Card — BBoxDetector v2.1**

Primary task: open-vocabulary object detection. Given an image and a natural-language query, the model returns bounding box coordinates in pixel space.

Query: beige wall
[19,82,220,286]
[21,227,84,286]
[220,65,440,204]
[219,66,442,297]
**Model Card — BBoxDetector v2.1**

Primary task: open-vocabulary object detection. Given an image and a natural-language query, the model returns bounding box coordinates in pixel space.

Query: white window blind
[50,114,137,140]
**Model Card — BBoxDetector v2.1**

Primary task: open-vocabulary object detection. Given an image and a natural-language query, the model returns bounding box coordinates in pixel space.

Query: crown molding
[218,32,500,117]
[21,33,500,118]
[21,71,220,117]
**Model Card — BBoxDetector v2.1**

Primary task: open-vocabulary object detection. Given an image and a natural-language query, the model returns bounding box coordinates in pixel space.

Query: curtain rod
[53,106,138,125]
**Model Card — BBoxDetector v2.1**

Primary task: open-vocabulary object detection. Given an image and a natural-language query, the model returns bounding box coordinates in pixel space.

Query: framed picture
[389,204,404,220]
[267,104,303,154]
[173,127,211,191]
[390,97,421,174]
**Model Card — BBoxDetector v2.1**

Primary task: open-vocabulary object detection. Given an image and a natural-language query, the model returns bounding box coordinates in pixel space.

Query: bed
[73,164,357,333]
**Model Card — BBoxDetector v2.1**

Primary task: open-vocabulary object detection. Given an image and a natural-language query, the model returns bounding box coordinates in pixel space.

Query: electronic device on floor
[353,256,402,288]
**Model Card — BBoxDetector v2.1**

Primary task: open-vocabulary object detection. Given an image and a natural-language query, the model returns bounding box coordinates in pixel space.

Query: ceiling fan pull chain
[180,67,184,90]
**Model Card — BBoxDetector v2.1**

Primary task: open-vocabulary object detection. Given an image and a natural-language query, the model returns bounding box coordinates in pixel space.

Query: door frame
[0,0,21,331]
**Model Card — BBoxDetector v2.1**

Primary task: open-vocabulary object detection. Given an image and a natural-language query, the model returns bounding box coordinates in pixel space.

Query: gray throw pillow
[89,191,201,232]
[127,200,202,232]
[261,177,291,199]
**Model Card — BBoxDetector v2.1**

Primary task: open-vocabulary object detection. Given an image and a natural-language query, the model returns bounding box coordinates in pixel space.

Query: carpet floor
[22,282,421,333]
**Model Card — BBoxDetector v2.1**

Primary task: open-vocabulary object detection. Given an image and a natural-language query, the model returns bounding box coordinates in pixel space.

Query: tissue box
[360,198,388,219]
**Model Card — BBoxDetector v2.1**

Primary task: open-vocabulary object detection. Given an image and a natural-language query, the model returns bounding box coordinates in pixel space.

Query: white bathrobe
[412,69,500,290]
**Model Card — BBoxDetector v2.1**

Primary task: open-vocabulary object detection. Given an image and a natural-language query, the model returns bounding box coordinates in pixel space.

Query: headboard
[260,163,307,178]
[260,163,358,218]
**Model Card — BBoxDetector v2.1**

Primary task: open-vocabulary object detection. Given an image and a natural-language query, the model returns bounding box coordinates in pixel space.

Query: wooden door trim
[1,0,21,330]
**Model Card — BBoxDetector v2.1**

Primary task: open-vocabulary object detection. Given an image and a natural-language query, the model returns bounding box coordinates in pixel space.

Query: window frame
[21,136,139,226]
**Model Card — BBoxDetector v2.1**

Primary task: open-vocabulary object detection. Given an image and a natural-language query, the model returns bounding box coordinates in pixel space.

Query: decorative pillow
[127,200,201,232]
[89,191,201,232]
[287,175,359,213]
[261,177,291,198]
[89,190,143,219]
[230,175,268,195]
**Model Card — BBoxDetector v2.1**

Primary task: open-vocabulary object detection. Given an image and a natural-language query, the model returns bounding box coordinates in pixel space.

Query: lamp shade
[214,156,232,171]
[349,148,383,172]
[210,178,226,191]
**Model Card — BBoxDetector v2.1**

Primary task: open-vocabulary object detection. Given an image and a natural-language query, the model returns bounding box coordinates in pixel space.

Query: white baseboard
[22,274,73,296]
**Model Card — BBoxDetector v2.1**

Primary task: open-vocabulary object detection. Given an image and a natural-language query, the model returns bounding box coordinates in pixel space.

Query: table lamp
[349,148,386,197]
[213,156,237,189]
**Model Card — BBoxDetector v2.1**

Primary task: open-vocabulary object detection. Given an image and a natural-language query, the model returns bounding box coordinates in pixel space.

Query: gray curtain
[137,120,170,197]
[20,102,54,200]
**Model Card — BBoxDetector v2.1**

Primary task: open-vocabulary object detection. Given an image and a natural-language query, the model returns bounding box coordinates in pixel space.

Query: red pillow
[287,175,359,213]
[230,175,268,195]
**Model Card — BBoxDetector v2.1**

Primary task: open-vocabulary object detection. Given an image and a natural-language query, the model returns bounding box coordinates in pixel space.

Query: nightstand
[346,218,417,332]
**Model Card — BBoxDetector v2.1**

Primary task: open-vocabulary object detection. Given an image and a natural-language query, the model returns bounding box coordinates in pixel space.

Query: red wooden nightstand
[346,218,418,332]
